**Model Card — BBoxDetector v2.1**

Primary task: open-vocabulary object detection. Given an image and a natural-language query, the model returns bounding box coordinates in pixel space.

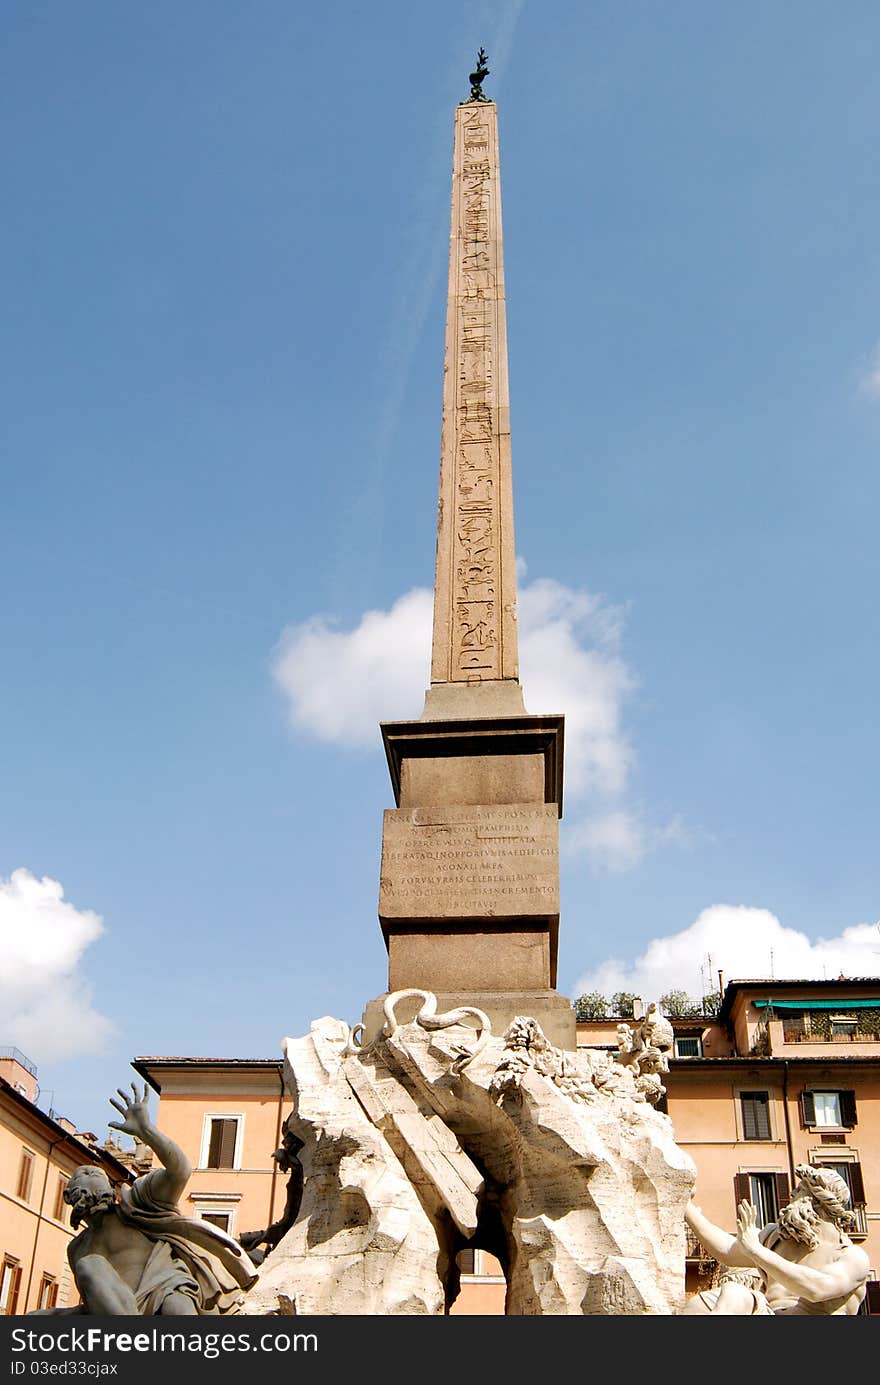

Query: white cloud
[0,869,115,1062]
[858,341,880,399]
[565,811,646,873]
[574,904,880,1005]
[272,588,432,745]
[272,574,636,802]
[564,811,692,875]
[518,579,634,798]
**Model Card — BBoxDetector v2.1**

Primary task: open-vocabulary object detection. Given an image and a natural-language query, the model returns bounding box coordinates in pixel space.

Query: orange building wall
[1,1087,128,1314]
[136,1064,288,1245]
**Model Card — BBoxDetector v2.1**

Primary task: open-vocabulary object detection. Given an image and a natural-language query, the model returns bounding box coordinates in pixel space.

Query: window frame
[0,1257,22,1315]
[800,1088,857,1130]
[456,1248,505,1282]
[38,1275,58,1310]
[189,1190,241,1238]
[734,1170,789,1229]
[197,1209,234,1236]
[739,1089,772,1141]
[199,1114,245,1171]
[807,1151,867,1233]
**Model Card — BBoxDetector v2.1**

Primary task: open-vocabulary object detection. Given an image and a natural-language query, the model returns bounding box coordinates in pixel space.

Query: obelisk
[423,60,523,721]
[369,55,574,1049]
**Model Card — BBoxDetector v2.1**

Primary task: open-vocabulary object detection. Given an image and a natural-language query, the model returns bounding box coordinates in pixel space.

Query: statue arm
[736,1204,869,1304]
[109,1083,191,1205]
[749,1242,866,1304]
[132,1120,191,1205]
[684,1200,754,1268]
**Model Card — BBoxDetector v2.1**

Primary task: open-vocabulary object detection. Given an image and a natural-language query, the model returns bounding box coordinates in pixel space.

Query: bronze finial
[466,47,490,103]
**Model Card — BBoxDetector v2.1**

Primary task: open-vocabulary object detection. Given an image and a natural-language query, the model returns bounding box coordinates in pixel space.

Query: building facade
[0,1050,132,1315]
[131,1057,289,1249]
[576,976,880,1313]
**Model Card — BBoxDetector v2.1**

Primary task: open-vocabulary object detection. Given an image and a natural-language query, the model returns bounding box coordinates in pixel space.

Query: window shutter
[865,1281,880,1316]
[742,1096,757,1140]
[207,1121,221,1167]
[800,1090,816,1126]
[839,1090,857,1128]
[17,1149,34,1201]
[741,1091,770,1140]
[849,1162,866,1205]
[219,1119,237,1167]
[733,1173,750,1212]
[7,1265,21,1316]
[208,1118,238,1169]
[773,1172,790,1211]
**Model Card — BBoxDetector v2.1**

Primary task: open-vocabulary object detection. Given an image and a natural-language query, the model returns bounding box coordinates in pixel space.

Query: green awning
[752,998,880,1011]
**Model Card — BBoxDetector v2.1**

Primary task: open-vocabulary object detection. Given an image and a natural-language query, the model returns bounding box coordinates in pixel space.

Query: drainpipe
[24,1134,65,1311]
[267,1066,285,1226]
[782,1061,796,1189]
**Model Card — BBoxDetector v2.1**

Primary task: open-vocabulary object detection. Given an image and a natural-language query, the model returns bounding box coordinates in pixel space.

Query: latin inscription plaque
[379,803,558,923]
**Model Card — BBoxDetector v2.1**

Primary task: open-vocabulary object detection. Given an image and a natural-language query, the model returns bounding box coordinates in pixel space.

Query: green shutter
[800,1090,816,1126]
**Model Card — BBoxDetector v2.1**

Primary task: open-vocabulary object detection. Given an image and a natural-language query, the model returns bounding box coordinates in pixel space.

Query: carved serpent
[382,988,492,1072]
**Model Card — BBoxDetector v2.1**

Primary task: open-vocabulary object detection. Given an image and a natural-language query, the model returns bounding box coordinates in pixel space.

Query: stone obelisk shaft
[372,94,572,1052]
[424,100,525,719]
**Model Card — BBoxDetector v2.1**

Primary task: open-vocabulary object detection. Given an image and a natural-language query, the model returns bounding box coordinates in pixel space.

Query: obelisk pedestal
[365,96,574,1049]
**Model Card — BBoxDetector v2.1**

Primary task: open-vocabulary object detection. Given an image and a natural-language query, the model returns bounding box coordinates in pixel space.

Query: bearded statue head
[778,1164,856,1246]
[65,1165,116,1228]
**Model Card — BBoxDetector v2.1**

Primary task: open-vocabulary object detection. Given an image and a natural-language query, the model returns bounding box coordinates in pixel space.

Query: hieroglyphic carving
[430,100,519,690]
[451,110,500,680]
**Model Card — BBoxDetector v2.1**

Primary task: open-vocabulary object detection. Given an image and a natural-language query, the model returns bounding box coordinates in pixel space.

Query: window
[740,1091,771,1140]
[820,1160,865,1204]
[734,1172,789,1230]
[190,1192,241,1233]
[831,1017,857,1038]
[207,1119,238,1169]
[455,1248,504,1280]
[17,1148,35,1202]
[38,1276,58,1310]
[0,1258,22,1315]
[800,1089,857,1129]
[200,1115,243,1170]
[674,1037,702,1058]
[200,1212,231,1234]
[54,1175,69,1223]
[809,1157,867,1235]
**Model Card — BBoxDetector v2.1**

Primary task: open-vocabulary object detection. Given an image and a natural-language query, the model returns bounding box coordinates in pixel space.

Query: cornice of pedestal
[380,711,565,816]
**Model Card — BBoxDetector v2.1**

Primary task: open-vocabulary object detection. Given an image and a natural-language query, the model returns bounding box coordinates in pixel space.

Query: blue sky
[2,1,879,1140]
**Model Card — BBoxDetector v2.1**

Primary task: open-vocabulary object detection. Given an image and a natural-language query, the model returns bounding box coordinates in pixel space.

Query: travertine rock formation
[242,993,696,1316]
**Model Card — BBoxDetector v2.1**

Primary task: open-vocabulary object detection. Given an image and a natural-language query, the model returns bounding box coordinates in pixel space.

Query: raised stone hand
[736,1199,761,1256]
[108,1082,152,1140]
